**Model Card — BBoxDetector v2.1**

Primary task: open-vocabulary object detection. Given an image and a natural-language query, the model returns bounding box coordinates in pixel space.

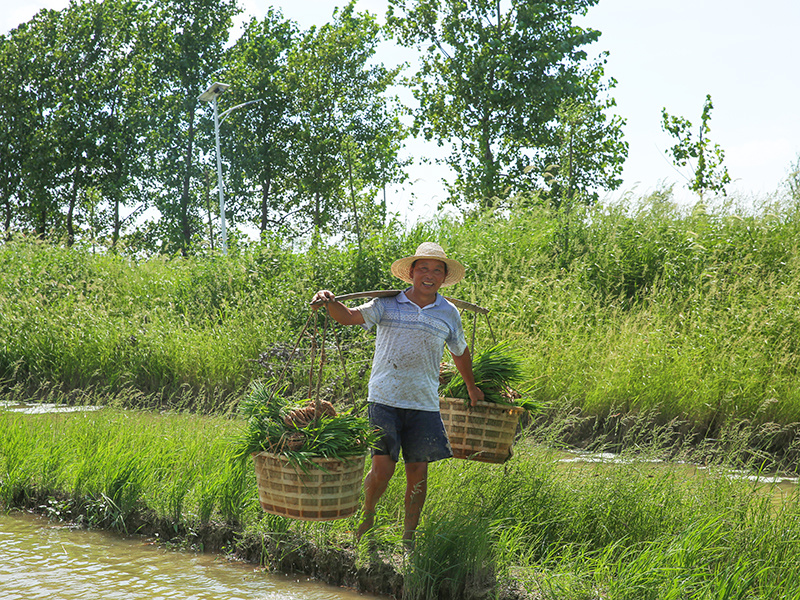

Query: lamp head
[199,82,230,102]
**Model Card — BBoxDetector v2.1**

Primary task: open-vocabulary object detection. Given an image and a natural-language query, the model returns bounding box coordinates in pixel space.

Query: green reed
[407,439,800,600]
[0,408,257,532]
[3,188,800,438]
[2,406,800,599]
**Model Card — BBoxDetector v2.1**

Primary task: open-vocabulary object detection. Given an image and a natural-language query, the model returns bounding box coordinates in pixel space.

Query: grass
[4,188,800,596]
[0,408,250,532]
[2,406,799,599]
[4,189,800,438]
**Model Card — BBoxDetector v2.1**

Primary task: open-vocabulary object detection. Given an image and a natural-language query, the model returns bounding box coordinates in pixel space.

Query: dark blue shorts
[368,403,453,464]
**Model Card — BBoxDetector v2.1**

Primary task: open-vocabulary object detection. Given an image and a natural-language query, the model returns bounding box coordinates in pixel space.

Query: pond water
[0,401,102,415]
[0,512,379,600]
[559,450,799,505]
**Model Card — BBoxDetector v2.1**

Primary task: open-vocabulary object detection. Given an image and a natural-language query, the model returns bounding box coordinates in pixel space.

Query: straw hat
[390,242,466,287]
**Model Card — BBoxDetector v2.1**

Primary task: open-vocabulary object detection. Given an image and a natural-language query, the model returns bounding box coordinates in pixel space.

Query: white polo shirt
[358,290,468,412]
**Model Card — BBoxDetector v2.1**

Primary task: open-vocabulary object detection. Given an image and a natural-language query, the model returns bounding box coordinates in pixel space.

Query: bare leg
[356,454,396,541]
[403,461,428,544]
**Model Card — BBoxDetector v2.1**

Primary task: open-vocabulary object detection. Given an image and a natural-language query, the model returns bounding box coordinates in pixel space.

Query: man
[311,242,484,545]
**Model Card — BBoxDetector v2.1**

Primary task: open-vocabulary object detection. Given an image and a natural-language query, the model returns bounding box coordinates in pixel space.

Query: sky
[3,0,799,222]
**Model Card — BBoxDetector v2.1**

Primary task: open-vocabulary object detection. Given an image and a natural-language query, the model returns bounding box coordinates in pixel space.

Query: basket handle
[269,308,358,414]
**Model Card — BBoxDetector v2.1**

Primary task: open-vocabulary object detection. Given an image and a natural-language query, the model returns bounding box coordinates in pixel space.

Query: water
[0,512,378,600]
[1,402,102,415]
[559,450,799,505]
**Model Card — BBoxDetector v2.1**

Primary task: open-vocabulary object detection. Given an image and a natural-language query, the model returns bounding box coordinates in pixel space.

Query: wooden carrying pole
[310,289,494,353]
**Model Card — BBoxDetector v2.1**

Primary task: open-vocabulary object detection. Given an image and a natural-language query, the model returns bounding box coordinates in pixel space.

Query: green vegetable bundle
[440,342,541,412]
[232,381,378,466]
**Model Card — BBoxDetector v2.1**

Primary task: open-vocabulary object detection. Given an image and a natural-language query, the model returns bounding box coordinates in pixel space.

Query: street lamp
[199,81,230,254]
[200,82,266,254]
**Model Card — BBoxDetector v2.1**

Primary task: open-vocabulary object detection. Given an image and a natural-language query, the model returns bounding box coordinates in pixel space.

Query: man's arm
[451,346,484,407]
[310,290,365,326]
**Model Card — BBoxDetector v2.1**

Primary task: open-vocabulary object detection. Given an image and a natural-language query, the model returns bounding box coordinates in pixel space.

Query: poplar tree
[387,0,624,209]
[662,94,731,202]
[282,2,407,246]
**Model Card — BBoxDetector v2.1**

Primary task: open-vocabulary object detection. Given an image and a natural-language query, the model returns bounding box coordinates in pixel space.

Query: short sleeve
[445,307,468,357]
[357,297,385,331]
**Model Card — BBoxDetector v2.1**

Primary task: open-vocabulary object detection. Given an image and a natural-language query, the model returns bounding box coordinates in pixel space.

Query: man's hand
[311,289,336,309]
[451,347,484,407]
[309,290,365,326]
[467,384,485,407]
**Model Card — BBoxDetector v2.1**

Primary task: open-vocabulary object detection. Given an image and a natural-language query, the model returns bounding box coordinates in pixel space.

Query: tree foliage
[281,1,408,247]
[221,10,297,240]
[661,94,731,202]
[387,0,625,209]
[144,0,241,255]
[0,0,632,253]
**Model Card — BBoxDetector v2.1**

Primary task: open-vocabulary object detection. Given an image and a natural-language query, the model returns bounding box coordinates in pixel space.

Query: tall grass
[0,408,256,532]
[3,188,800,438]
[405,439,800,600]
[3,408,799,599]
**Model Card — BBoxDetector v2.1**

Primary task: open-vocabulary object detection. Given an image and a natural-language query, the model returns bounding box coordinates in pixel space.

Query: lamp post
[199,81,230,254]
[200,83,267,254]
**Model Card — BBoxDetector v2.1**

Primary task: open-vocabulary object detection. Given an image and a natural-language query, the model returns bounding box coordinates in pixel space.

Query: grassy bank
[3,190,800,453]
[1,406,799,599]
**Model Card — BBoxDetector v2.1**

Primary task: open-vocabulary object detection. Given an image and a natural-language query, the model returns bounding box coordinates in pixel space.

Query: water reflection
[1,402,102,415]
[0,512,377,600]
[559,450,798,500]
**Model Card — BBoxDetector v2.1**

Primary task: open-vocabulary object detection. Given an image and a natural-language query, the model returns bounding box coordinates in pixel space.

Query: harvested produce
[232,381,378,466]
[440,341,541,412]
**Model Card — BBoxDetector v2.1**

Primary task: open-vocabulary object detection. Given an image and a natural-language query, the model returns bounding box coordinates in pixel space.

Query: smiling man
[311,242,483,546]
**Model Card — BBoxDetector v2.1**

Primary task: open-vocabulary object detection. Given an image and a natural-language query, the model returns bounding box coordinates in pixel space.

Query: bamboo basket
[439,397,524,463]
[251,451,366,521]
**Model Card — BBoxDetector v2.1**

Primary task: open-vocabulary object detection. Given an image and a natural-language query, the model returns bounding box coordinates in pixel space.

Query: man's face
[410,258,447,294]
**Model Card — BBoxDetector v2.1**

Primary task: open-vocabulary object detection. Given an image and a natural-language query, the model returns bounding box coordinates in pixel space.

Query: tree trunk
[37,205,47,239]
[112,197,120,251]
[180,108,195,255]
[480,112,496,208]
[204,169,215,251]
[66,168,79,247]
[346,145,362,256]
[2,196,11,241]
[260,167,272,234]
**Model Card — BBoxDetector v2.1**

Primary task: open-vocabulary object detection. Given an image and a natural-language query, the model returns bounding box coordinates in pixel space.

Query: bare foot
[355,511,375,542]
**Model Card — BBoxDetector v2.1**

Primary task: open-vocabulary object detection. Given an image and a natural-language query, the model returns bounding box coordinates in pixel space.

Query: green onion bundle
[232,381,378,466]
[440,342,541,412]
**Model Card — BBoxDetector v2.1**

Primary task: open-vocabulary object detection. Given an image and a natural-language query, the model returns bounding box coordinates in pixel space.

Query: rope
[270,306,361,415]
[471,310,478,354]
[332,323,358,409]
[314,311,328,412]
[269,310,315,405]
[484,312,498,345]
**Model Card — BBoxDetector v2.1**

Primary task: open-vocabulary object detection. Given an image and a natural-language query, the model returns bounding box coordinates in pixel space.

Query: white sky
[4,0,799,222]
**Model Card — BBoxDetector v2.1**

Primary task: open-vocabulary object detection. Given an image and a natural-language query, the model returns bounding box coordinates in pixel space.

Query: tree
[220,10,297,239]
[0,29,33,239]
[144,0,240,254]
[0,9,63,239]
[86,0,154,250]
[387,0,622,209]
[661,94,731,202]
[282,2,408,247]
[544,93,627,211]
[46,0,128,247]
[0,0,161,248]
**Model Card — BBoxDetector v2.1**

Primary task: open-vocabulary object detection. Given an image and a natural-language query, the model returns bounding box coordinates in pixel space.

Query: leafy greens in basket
[232,381,378,466]
[440,341,541,412]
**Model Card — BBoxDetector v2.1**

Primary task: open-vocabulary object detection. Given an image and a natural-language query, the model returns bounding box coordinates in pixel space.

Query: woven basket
[440,397,525,463]
[252,451,366,521]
